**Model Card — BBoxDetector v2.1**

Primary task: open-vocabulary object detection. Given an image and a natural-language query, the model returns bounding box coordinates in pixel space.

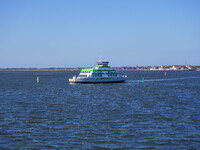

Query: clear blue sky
[1,0,200,68]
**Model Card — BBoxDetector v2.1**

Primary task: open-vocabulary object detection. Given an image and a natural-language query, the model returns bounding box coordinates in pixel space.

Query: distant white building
[171,65,192,70]
[150,66,166,70]
[171,65,183,70]
[159,66,166,70]
[150,66,159,70]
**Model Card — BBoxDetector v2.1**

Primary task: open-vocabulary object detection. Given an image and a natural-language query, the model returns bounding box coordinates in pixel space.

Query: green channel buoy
[142,77,144,84]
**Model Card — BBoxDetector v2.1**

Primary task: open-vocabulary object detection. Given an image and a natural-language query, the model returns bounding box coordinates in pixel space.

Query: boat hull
[69,77,126,84]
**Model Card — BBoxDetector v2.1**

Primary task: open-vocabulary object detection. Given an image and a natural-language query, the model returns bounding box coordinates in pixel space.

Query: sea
[0,71,200,149]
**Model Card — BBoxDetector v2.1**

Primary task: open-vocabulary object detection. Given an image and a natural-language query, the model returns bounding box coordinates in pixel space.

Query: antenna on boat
[99,55,102,60]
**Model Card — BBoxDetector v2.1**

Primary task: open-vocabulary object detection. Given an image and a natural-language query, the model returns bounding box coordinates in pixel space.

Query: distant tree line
[0,66,200,71]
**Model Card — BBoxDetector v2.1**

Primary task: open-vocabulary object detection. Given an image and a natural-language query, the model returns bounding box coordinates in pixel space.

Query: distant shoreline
[0,68,81,71]
[0,66,200,71]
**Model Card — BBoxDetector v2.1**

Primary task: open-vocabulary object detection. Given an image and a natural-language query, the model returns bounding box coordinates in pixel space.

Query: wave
[127,76,200,83]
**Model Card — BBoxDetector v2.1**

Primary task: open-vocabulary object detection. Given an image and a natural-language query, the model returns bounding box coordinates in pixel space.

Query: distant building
[138,65,193,71]
[171,65,183,70]
[150,66,167,70]
[159,66,166,70]
[171,65,192,70]
[150,66,159,70]
[185,65,192,70]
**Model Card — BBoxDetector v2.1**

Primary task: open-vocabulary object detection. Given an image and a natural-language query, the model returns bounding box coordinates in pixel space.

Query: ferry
[69,58,127,83]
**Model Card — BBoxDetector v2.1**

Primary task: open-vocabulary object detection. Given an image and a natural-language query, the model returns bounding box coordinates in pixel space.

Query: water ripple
[0,71,200,149]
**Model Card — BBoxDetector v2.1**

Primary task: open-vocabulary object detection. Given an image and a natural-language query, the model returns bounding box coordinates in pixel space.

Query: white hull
[69,76,126,83]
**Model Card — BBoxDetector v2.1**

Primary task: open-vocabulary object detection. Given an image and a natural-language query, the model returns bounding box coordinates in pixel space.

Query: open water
[0,71,200,149]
